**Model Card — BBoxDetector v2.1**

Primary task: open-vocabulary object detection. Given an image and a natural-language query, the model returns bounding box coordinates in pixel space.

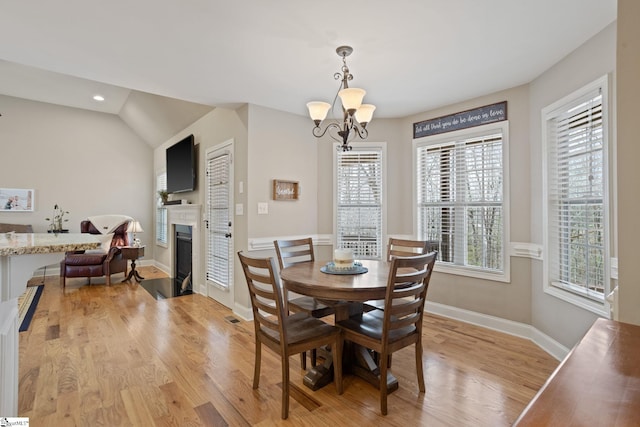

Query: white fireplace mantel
[166,204,202,293]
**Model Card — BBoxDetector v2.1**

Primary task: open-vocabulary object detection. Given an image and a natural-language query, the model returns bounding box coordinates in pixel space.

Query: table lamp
[127,220,144,247]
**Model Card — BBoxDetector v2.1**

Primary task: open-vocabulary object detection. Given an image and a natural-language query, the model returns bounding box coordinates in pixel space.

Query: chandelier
[307,46,376,151]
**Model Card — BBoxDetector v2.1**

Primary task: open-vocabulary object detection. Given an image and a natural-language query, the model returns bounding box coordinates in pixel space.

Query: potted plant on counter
[46,204,70,233]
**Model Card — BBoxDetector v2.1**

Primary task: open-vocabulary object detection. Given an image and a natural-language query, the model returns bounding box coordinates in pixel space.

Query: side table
[121,246,145,283]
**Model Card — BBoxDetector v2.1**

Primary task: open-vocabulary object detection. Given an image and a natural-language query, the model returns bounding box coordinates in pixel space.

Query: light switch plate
[258,202,268,214]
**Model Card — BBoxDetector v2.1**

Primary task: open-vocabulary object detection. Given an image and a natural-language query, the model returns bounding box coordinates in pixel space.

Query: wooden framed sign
[413,101,507,139]
[273,180,299,201]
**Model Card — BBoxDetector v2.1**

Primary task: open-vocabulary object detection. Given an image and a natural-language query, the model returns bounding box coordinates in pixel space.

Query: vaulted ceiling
[0,1,617,147]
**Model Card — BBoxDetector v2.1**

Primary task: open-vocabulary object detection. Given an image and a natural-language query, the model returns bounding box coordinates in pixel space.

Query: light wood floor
[19,266,558,426]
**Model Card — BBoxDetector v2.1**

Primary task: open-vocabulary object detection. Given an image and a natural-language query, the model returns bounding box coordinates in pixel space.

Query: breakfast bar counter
[0,232,100,416]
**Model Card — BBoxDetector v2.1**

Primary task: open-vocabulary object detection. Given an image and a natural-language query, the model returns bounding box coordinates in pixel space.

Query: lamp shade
[127,221,144,233]
[338,88,366,112]
[307,101,331,122]
[354,104,376,125]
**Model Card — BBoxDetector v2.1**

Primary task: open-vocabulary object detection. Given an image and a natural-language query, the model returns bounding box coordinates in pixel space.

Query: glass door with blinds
[205,141,234,309]
[334,145,384,259]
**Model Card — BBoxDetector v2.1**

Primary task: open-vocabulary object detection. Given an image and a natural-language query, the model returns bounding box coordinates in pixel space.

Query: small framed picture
[273,180,299,201]
[0,188,35,212]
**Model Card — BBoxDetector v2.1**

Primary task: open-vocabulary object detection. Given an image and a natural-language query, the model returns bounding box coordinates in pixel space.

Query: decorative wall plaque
[273,180,299,201]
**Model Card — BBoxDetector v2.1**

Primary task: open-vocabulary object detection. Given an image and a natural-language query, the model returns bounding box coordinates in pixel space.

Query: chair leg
[106,274,111,286]
[332,336,343,395]
[282,355,290,419]
[300,352,307,370]
[379,351,389,415]
[61,275,65,287]
[253,340,261,389]
[311,349,317,367]
[415,342,425,393]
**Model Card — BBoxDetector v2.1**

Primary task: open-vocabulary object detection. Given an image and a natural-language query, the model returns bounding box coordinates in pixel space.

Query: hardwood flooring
[19,266,558,426]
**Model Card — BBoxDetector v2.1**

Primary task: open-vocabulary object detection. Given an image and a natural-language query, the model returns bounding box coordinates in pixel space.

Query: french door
[205,140,234,309]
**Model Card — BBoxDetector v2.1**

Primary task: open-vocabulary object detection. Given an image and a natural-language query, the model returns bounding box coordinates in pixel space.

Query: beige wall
[246,104,319,240]
[398,85,533,324]
[528,22,616,347]
[153,105,250,308]
[0,95,152,240]
[617,0,640,325]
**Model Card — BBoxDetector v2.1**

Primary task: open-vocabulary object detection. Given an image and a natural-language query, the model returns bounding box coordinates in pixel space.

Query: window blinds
[417,132,504,272]
[547,89,605,299]
[206,153,232,288]
[336,149,383,259]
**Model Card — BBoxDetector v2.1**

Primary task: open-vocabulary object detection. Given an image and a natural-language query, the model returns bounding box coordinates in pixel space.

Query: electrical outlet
[258,202,268,215]
[235,203,244,215]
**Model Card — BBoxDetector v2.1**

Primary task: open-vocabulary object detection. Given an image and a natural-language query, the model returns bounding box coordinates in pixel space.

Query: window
[156,172,167,246]
[542,76,609,314]
[334,143,385,259]
[415,122,509,281]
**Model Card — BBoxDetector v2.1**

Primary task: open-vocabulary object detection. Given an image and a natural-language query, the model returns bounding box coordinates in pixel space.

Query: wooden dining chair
[387,237,438,260]
[365,238,437,312]
[274,238,335,368]
[238,252,343,419]
[337,252,437,415]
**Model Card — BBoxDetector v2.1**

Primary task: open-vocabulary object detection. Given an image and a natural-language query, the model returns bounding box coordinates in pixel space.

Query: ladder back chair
[274,237,335,368]
[387,237,438,260]
[365,238,438,311]
[238,252,343,419]
[337,252,437,415]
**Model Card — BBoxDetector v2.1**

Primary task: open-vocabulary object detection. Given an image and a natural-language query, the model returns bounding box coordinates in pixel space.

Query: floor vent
[225,316,240,324]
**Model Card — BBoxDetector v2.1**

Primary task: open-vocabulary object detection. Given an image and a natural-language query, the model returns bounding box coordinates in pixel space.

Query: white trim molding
[510,242,543,260]
[248,234,333,251]
[425,300,569,361]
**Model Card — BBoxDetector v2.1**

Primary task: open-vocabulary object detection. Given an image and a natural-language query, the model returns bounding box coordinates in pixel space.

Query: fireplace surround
[166,204,201,294]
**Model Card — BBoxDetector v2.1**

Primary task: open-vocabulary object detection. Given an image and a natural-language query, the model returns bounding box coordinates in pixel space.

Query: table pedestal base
[301,343,398,393]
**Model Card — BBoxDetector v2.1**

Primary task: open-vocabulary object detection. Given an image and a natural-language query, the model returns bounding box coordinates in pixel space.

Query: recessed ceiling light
[93,95,105,102]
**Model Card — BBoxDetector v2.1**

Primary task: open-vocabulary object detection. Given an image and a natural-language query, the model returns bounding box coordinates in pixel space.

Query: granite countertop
[0,233,100,256]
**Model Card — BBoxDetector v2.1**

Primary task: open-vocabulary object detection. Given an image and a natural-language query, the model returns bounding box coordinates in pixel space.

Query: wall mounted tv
[166,134,196,193]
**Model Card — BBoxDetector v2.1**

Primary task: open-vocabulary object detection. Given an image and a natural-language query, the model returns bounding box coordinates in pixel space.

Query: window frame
[413,121,510,282]
[541,75,611,316]
[333,141,387,260]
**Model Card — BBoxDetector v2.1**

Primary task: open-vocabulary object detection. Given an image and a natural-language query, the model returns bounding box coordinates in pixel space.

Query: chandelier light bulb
[338,88,366,114]
[307,101,331,125]
[354,104,376,126]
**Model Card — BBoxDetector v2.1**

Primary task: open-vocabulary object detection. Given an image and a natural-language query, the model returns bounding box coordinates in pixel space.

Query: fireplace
[167,204,202,294]
[175,224,192,295]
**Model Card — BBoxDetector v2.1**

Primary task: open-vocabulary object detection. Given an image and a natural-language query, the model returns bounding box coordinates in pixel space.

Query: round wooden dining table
[280,259,398,393]
[280,259,389,313]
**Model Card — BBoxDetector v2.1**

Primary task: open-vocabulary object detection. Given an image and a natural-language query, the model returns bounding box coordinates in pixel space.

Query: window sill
[544,284,609,317]
[435,263,510,283]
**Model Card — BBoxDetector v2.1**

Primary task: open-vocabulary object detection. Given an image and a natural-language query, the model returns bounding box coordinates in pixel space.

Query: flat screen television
[166,134,196,193]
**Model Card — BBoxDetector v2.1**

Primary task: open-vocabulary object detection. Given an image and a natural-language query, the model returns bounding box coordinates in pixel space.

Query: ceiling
[0,1,617,146]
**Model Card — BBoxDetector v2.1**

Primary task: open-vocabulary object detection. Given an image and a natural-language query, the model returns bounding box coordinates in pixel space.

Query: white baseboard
[425,301,569,361]
[233,303,253,321]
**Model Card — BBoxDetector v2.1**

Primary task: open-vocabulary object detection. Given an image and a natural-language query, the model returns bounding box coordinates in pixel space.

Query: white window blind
[545,83,607,302]
[156,172,167,245]
[206,152,232,288]
[417,129,505,273]
[336,148,383,259]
